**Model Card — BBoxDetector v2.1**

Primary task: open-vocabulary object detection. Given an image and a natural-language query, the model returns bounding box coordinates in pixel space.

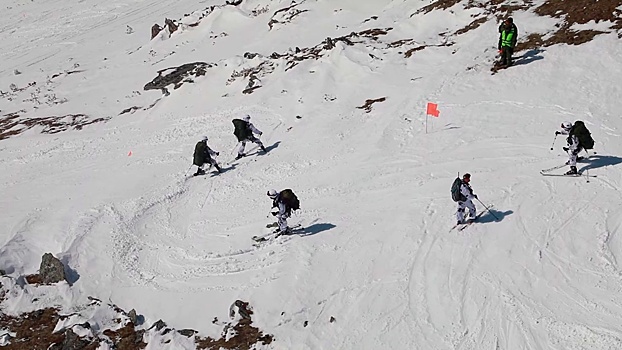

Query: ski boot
[235,153,245,160]
[565,166,578,175]
[260,146,267,152]
[194,168,206,176]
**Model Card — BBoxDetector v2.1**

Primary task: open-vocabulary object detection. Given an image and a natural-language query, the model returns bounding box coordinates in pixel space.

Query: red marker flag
[426,102,440,117]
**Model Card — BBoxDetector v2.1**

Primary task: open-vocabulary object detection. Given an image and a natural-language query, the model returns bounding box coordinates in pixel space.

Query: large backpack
[280,189,300,211]
[232,119,251,141]
[193,141,207,166]
[451,178,465,202]
[570,121,594,150]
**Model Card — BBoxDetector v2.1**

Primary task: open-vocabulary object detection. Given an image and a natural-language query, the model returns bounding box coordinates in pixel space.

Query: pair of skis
[539,162,596,178]
[252,224,304,243]
[450,205,493,232]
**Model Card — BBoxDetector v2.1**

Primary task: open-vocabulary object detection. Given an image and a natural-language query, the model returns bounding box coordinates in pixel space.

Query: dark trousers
[500,47,513,66]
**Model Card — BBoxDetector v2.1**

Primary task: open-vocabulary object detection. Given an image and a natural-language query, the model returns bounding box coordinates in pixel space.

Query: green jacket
[498,24,518,49]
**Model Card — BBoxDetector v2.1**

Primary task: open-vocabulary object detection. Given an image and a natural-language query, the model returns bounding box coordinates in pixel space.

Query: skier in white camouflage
[233,115,266,160]
[267,189,291,234]
[192,136,221,176]
[556,121,582,175]
[456,173,478,225]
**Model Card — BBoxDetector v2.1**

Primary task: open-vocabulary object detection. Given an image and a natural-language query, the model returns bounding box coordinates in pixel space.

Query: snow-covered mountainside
[2,0,622,348]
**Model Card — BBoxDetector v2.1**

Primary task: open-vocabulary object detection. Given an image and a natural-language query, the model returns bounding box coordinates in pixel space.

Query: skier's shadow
[265,141,281,153]
[210,163,237,176]
[579,155,622,172]
[300,223,336,237]
[247,141,281,157]
[476,209,513,223]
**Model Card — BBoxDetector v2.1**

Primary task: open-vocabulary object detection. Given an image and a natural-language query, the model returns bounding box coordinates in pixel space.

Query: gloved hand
[271,212,277,216]
[474,194,478,199]
[555,131,561,135]
[258,132,263,136]
[563,147,569,152]
[215,152,220,156]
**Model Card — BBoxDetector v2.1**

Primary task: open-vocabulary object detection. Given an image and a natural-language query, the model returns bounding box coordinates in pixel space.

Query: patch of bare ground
[0,111,107,141]
[227,27,403,93]
[414,0,621,48]
[268,2,309,29]
[357,97,387,113]
[195,301,273,350]
[525,0,622,48]
[144,62,214,95]
[151,0,243,39]
[0,308,99,350]
[102,323,147,349]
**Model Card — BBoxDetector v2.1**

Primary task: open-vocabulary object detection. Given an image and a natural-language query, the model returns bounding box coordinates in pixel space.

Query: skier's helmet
[267,189,278,198]
[462,173,471,182]
[201,135,209,141]
[561,121,572,132]
[243,115,251,122]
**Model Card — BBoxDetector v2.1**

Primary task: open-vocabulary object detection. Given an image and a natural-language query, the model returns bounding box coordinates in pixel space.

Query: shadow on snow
[476,209,513,224]
[299,223,336,237]
[579,155,622,172]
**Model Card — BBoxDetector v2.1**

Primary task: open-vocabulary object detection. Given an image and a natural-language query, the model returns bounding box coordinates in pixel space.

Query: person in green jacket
[498,17,518,67]
[193,136,222,176]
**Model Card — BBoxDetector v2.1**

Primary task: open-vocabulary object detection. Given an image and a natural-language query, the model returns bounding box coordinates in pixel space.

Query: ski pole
[230,141,240,155]
[550,134,557,150]
[184,164,193,176]
[476,198,499,221]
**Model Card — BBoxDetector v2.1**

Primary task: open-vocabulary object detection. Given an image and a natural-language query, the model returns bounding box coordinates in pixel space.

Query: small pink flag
[128,151,132,156]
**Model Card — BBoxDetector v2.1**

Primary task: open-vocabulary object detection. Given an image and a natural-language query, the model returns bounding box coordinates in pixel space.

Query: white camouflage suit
[237,116,265,157]
[456,181,477,223]
[559,126,582,167]
[269,190,290,233]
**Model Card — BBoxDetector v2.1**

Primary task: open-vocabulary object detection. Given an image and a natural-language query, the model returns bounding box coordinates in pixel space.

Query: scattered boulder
[144,62,213,95]
[165,18,179,35]
[49,329,91,350]
[40,253,67,284]
[229,300,252,320]
[177,329,197,337]
[127,309,138,325]
[151,24,162,39]
[148,319,167,332]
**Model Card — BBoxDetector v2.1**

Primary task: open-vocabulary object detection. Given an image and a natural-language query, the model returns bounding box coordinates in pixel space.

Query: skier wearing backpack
[192,136,222,176]
[232,115,266,160]
[555,120,594,175]
[452,173,478,225]
[267,189,299,234]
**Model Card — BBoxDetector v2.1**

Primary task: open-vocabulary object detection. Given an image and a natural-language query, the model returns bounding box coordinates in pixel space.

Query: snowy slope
[2,0,622,348]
